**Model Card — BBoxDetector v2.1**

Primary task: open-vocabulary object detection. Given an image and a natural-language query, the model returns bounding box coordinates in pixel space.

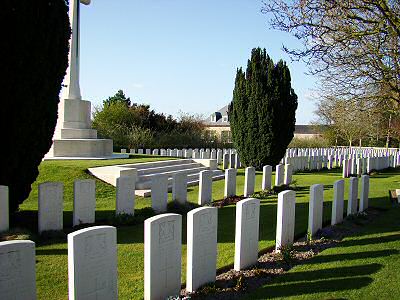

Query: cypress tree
[229,48,298,169]
[0,1,71,214]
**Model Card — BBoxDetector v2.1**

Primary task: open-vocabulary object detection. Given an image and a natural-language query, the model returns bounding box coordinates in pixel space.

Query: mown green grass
[10,156,400,299]
[245,205,400,299]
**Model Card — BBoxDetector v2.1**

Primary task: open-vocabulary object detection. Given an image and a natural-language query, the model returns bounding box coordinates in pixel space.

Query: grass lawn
[245,205,400,299]
[8,155,400,300]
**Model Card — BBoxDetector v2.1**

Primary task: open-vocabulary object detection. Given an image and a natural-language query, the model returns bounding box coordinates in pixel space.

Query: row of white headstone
[0,163,294,234]
[0,174,370,299]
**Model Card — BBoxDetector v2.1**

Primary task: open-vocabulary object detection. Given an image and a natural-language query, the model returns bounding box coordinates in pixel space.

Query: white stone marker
[275,190,296,251]
[73,179,96,226]
[235,154,241,169]
[198,170,213,205]
[121,148,127,154]
[224,168,237,198]
[217,150,223,164]
[229,153,236,169]
[145,214,182,300]
[187,207,218,292]
[342,159,348,178]
[262,165,272,190]
[357,158,363,177]
[284,164,293,185]
[116,176,135,215]
[234,198,260,271]
[331,179,345,225]
[275,164,284,186]
[359,175,370,212]
[223,153,229,169]
[0,185,9,232]
[244,167,256,197]
[172,173,187,205]
[38,182,63,233]
[68,226,117,300]
[347,177,358,216]
[129,149,135,154]
[308,184,324,236]
[0,240,36,300]
[151,175,168,213]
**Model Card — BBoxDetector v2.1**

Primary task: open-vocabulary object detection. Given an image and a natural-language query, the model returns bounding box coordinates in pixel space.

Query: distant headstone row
[0,174,370,299]
[125,146,400,175]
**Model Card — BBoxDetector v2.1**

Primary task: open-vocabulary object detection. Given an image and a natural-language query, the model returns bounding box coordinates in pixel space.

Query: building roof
[204,105,325,135]
[204,105,230,125]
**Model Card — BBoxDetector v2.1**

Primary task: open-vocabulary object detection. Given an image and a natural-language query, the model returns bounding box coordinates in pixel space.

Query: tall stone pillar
[46,0,113,158]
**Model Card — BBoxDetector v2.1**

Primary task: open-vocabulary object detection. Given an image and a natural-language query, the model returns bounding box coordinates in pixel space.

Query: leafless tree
[262,0,400,105]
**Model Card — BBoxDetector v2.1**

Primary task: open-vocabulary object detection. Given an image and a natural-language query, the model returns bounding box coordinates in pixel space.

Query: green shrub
[229,48,298,170]
[0,0,70,214]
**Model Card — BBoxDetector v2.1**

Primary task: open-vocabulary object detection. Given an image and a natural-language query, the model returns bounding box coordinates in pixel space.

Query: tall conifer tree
[229,48,298,169]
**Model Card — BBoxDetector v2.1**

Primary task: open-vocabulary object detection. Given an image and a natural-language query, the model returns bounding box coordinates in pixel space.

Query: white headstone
[73,179,96,226]
[129,149,135,154]
[275,164,284,186]
[308,184,324,236]
[217,150,223,164]
[331,179,344,225]
[38,182,63,233]
[275,190,296,251]
[121,149,127,154]
[68,226,118,300]
[347,177,358,216]
[284,164,293,185]
[235,154,241,169]
[234,198,260,270]
[172,173,187,205]
[186,207,218,292]
[262,165,272,190]
[359,175,369,212]
[229,153,236,169]
[223,153,229,169]
[244,167,256,197]
[0,186,9,232]
[151,175,168,213]
[224,168,237,198]
[144,214,182,300]
[0,240,36,300]
[116,176,135,215]
[198,170,213,205]
[146,149,151,155]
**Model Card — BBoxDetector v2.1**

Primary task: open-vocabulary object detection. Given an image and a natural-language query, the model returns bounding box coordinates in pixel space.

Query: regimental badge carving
[246,203,257,220]
[84,233,107,258]
[199,212,213,233]
[159,221,175,244]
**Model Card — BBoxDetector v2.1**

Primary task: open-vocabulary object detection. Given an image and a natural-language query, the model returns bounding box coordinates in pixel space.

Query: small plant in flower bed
[277,244,296,265]
[211,195,245,208]
[250,190,272,199]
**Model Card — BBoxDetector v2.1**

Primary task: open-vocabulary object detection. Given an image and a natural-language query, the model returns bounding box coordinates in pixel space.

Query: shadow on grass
[307,249,398,265]
[36,248,68,256]
[250,277,373,299]
[339,233,400,248]
[275,263,382,283]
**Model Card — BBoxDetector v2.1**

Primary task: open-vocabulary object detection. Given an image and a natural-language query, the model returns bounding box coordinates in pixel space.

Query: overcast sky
[78,0,317,124]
